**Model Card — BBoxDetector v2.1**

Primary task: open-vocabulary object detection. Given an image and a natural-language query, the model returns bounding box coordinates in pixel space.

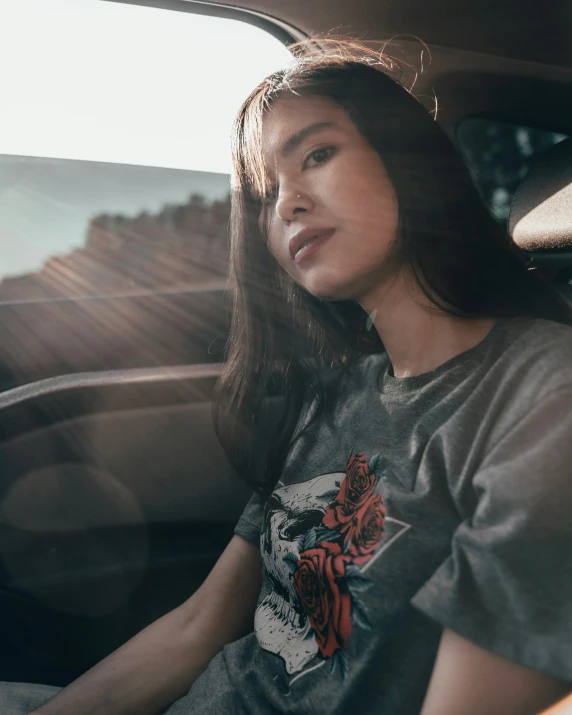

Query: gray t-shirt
[176,316,572,715]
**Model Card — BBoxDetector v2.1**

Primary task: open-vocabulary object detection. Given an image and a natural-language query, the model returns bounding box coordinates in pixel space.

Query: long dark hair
[212,37,571,498]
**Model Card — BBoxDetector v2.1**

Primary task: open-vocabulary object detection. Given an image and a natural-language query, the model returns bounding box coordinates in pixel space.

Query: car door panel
[0,374,253,685]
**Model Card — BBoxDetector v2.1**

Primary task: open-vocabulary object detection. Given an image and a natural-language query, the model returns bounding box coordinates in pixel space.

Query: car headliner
[205,0,572,70]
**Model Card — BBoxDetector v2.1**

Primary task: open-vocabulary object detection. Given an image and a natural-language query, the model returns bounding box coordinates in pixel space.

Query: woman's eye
[303,146,335,169]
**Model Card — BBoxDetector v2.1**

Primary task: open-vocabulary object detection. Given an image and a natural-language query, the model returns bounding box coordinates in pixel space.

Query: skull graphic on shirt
[255,471,343,675]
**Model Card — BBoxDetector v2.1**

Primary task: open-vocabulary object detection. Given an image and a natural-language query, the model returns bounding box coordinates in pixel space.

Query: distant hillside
[0,193,231,302]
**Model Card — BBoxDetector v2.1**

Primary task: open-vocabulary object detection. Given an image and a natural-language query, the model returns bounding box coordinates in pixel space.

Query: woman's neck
[361,271,496,379]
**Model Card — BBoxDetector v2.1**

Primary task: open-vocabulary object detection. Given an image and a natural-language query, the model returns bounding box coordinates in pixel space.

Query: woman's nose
[275,189,314,223]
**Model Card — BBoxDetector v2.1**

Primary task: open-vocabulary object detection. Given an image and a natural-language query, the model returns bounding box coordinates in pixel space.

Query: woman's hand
[420,629,571,715]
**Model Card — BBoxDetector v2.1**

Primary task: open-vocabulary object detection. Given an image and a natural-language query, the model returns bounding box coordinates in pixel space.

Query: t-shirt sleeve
[233,491,266,548]
[411,388,572,682]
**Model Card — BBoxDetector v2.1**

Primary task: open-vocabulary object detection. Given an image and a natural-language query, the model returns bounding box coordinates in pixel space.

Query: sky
[0,0,292,278]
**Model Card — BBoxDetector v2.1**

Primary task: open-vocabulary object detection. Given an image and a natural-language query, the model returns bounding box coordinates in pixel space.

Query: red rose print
[339,494,386,564]
[292,542,352,658]
[323,453,376,530]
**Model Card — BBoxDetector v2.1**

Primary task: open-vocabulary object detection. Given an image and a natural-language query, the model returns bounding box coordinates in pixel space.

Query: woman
[4,37,572,715]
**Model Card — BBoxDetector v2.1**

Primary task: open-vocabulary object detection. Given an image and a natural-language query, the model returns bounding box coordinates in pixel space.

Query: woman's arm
[32,535,262,715]
[420,629,571,715]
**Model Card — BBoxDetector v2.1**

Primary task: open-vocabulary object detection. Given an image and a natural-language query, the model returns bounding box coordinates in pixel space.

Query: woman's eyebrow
[280,121,337,158]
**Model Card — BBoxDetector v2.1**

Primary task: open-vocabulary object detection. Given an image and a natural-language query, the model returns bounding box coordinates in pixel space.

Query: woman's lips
[293,229,336,264]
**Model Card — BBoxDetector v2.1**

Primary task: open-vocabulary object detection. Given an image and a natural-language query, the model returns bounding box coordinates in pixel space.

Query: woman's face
[259,94,400,305]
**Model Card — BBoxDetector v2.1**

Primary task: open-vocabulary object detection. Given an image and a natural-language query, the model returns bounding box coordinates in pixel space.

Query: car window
[456,117,568,223]
[0,0,291,303]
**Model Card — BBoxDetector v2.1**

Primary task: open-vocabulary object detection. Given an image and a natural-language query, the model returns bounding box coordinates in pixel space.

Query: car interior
[0,0,571,697]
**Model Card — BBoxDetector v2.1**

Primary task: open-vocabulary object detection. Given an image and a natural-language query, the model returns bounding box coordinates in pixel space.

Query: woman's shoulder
[488,316,572,398]
[498,317,572,364]
[516,315,572,345]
